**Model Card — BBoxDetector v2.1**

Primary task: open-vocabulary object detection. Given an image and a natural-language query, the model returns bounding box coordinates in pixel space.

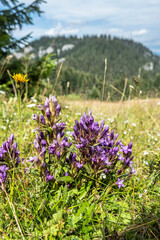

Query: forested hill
[29,35,160,78]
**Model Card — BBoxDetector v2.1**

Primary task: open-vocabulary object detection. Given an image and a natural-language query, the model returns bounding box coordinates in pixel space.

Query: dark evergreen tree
[0,0,45,58]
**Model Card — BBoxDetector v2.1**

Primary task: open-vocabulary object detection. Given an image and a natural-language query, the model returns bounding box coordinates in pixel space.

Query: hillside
[8,35,160,100]
[29,35,160,78]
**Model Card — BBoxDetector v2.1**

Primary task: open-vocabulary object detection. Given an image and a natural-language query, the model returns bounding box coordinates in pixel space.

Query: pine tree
[0,0,45,58]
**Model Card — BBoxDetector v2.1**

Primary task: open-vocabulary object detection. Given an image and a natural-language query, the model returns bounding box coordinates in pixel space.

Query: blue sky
[12,0,160,55]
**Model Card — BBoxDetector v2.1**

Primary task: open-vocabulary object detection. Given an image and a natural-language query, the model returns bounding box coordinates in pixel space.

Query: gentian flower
[116,178,125,189]
[72,111,134,187]
[32,95,72,183]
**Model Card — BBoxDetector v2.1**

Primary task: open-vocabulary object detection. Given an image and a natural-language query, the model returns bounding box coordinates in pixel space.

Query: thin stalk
[18,88,22,164]
[102,58,107,101]
[2,183,25,240]
[52,62,63,94]
[7,69,17,99]
[25,81,28,100]
[120,78,128,102]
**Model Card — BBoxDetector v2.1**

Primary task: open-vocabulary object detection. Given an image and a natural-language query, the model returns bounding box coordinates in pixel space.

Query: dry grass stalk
[52,62,63,94]
[102,57,107,101]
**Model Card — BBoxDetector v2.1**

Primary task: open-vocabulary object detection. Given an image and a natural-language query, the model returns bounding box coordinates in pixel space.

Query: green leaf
[57,176,74,182]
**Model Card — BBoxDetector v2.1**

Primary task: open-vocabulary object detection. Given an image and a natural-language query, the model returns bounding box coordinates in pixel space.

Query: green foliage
[89,85,101,99]
[0,53,56,97]
[0,0,45,58]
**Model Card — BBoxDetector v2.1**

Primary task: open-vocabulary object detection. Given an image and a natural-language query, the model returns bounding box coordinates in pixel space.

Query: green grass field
[0,94,160,239]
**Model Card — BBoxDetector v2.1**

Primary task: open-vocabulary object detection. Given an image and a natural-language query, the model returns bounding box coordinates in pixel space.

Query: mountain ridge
[28,35,160,79]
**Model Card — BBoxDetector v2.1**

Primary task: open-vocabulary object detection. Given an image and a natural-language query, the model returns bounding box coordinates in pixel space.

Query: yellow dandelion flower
[10,73,29,83]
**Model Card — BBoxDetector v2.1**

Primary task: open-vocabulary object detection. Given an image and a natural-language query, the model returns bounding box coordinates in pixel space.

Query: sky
[12,0,160,55]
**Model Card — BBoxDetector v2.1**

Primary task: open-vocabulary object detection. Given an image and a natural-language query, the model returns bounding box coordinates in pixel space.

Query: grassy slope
[0,96,160,239]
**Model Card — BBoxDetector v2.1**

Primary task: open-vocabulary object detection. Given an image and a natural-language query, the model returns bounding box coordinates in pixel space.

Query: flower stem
[25,81,28,100]
[18,88,22,162]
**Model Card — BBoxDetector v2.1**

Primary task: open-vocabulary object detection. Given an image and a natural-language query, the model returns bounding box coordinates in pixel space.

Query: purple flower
[56,104,61,116]
[66,152,76,164]
[13,142,17,151]
[61,139,68,148]
[2,141,9,151]
[41,140,47,147]
[56,151,61,159]
[45,98,49,108]
[128,142,133,149]
[39,132,45,139]
[41,147,46,158]
[49,95,57,105]
[37,104,44,111]
[34,139,40,150]
[99,119,105,132]
[0,172,7,183]
[76,161,84,169]
[0,165,9,172]
[8,134,14,144]
[116,178,125,189]
[0,165,9,183]
[72,111,134,182]
[45,170,54,182]
[32,114,39,122]
[45,108,50,120]
[40,115,46,125]
[48,144,56,154]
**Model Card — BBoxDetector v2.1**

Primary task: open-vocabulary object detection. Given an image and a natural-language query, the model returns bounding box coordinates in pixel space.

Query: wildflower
[76,162,84,169]
[40,115,46,125]
[56,104,61,116]
[45,170,54,182]
[100,173,106,179]
[0,134,20,184]
[27,104,36,108]
[32,114,39,122]
[143,151,148,156]
[116,178,125,189]
[32,95,72,182]
[0,165,9,183]
[10,73,29,83]
[72,111,134,187]
[27,156,37,162]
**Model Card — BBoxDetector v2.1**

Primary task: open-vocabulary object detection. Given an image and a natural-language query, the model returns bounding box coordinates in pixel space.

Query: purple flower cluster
[0,165,9,183]
[0,134,20,164]
[72,111,134,188]
[32,95,72,182]
[0,134,20,184]
[32,94,61,126]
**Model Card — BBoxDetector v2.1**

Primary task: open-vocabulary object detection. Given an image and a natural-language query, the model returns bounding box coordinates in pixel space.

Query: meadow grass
[0,94,160,239]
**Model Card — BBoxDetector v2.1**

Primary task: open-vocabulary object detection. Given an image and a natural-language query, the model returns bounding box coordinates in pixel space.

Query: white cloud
[106,28,148,39]
[14,0,160,54]
[45,23,79,36]
[132,29,148,36]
